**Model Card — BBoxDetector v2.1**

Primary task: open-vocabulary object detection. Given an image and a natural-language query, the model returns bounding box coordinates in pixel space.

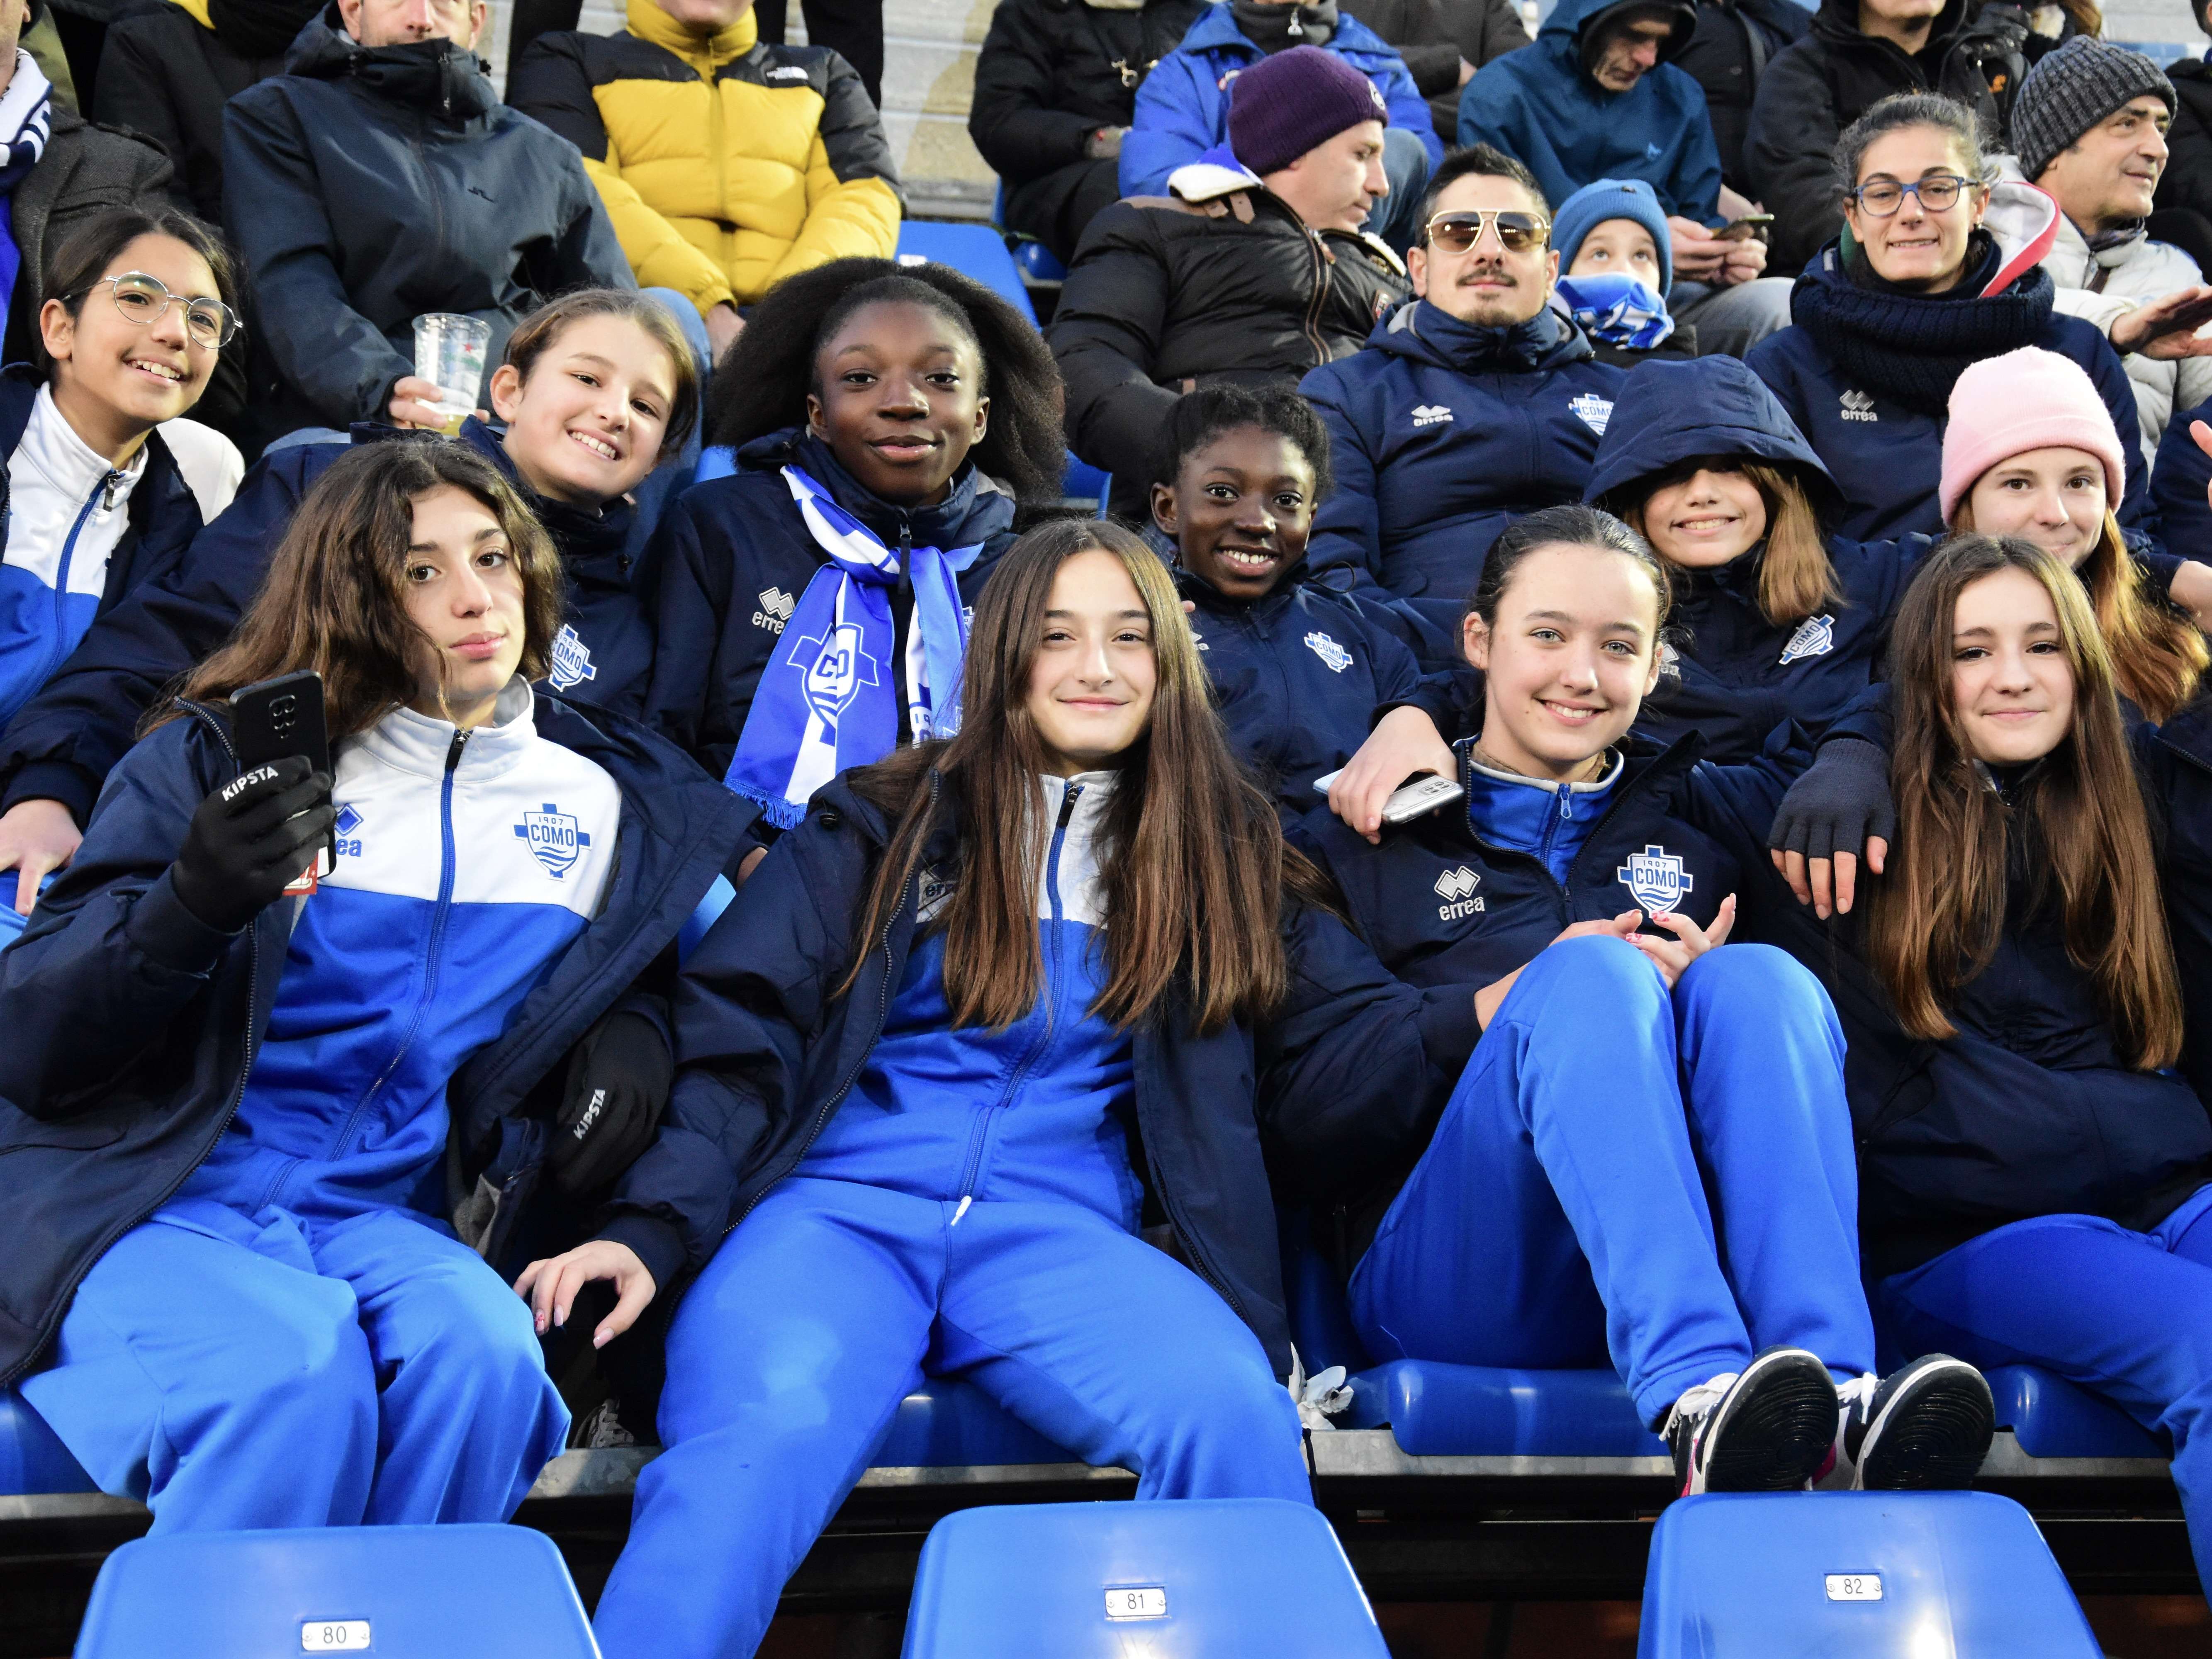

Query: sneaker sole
[1701,1349,1840,1494]
[1859,1357,1995,1491]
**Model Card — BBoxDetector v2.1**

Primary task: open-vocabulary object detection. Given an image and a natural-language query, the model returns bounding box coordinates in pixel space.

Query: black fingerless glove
[550,1009,673,1194]
[170,757,336,934]
[1766,738,1896,866]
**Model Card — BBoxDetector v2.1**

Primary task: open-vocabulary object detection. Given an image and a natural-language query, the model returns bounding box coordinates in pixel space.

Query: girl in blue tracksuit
[1275,504,1996,1497]
[0,440,745,1533]
[0,206,246,915]
[523,519,1447,1659]
[1151,384,1458,820]
[0,288,701,917]
[1745,94,2154,546]
[1584,355,1937,761]
[1762,534,2212,1596]
[642,258,1066,873]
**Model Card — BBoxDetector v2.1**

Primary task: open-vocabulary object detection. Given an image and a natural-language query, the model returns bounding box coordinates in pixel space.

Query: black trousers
[755,0,883,107]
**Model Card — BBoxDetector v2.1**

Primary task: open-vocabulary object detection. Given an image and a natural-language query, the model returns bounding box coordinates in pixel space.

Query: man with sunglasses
[1052,45,1410,521]
[1300,144,1625,625]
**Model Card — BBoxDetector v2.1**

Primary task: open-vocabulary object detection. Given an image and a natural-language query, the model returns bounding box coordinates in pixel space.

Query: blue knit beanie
[1227,45,1391,178]
[1553,178,1674,297]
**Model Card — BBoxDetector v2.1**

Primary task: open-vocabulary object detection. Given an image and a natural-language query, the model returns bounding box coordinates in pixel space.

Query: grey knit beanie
[2012,37,2175,182]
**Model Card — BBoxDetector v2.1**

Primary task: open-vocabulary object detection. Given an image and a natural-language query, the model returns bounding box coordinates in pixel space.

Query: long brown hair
[841,518,1309,1034]
[1950,499,2205,721]
[1625,460,1836,627]
[153,442,563,740]
[1864,534,2181,1067]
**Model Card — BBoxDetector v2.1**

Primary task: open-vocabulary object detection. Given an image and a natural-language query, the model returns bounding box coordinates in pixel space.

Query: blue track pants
[1350,938,1876,1427]
[593,1177,1310,1659]
[1878,1182,2212,1593]
[20,1203,567,1531]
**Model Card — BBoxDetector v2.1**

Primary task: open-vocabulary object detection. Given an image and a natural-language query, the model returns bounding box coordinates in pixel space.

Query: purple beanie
[1227,45,1391,177]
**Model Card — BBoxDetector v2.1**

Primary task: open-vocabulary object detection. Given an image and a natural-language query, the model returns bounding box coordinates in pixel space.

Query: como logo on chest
[1617,844,1692,913]
[548,623,597,691]
[515,803,593,878]
[1779,613,1835,665]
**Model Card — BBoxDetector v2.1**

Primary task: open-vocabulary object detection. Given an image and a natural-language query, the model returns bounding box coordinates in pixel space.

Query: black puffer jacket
[1670,0,1807,194]
[2158,52,2212,231]
[1049,153,1409,514]
[1744,0,2006,275]
[221,6,631,446]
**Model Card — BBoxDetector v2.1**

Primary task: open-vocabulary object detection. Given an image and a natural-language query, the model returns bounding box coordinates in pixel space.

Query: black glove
[550,1009,672,1194]
[1766,738,1896,865]
[170,756,335,934]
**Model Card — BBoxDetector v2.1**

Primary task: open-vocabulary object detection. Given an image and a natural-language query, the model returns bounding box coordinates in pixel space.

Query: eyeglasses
[1424,209,1551,254]
[1846,174,1976,217]
[72,272,241,349]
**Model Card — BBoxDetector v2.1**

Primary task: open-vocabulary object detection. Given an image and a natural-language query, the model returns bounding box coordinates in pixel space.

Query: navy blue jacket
[2152,394,2212,556]
[0,372,209,822]
[602,767,1450,1376]
[642,428,1020,789]
[2144,699,2212,1117]
[1747,243,2152,544]
[1276,728,1802,1244]
[1584,356,1934,760]
[0,418,655,826]
[1301,300,1624,620]
[0,691,745,1386]
[1181,562,1439,818]
[223,8,631,443]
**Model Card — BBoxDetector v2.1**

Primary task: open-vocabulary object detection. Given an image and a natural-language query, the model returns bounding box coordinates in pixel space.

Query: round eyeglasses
[1424,209,1552,254]
[73,272,241,350]
[1847,175,1976,217]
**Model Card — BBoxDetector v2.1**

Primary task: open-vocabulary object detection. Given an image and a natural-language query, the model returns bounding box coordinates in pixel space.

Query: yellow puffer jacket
[509,0,902,314]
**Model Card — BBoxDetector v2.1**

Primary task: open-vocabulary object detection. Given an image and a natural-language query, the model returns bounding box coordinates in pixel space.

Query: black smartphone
[229,669,334,883]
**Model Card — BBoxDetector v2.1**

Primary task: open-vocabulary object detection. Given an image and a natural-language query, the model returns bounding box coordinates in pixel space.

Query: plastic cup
[411,313,492,434]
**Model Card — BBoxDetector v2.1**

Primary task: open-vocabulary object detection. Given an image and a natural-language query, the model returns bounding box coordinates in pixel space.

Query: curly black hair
[1149,384,1334,500]
[705,257,1066,507]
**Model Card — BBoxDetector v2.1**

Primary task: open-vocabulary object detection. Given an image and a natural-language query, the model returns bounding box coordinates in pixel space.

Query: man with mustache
[1300,144,1624,632]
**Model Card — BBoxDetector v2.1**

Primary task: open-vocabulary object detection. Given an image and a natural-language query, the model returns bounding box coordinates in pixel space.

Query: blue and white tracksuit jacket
[19,681,625,1531]
[591,771,1310,1659]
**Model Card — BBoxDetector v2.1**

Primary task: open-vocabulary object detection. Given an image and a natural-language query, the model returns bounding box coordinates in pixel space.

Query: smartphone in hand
[229,669,334,890]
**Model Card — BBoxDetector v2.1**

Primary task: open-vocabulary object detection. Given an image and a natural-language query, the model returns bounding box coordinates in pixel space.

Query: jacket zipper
[323,729,467,1168]
[38,472,119,686]
[2,704,265,1388]
[1300,221,1329,365]
[952,782,1081,1208]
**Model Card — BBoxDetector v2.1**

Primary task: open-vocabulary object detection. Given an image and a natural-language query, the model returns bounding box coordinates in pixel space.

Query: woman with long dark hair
[0,441,743,1533]
[1760,533,2212,1597]
[525,518,1440,1659]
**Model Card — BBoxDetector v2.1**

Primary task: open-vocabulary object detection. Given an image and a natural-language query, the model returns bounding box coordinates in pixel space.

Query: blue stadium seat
[896,222,1039,325]
[1061,453,1111,518]
[1014,242,1068,286]
[867,1379,1077,1467]
[694,443,736,484]
[1286,1230,1663,1455]
[2114,39,2197,65]
[75,1524,597,1659]
[1987,1364,2168,1460]
[1637,1491,2101,1658]
[0,1387,94,1495]
[900,1498,1391,1659]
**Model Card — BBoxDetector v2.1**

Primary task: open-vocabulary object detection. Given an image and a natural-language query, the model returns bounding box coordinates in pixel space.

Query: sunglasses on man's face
[1424,210,1551,254]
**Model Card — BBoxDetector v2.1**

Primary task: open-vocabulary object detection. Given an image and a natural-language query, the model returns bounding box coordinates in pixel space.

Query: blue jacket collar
[1372,298,1594,374]
[736,424,1011,552]
[1176,0,1399,61]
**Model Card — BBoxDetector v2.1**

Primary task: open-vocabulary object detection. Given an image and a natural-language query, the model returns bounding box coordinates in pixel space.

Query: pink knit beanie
[1939,347,2127,526]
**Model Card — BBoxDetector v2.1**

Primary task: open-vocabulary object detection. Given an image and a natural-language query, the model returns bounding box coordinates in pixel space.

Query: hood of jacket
[286,4,496,118]
[734,425,1017,554]
[1366,295,1597,374]
[1584,354,1839,510]
[1809,0,1971,52]
[1170,0,1405,69]
[1539,0,1697,67]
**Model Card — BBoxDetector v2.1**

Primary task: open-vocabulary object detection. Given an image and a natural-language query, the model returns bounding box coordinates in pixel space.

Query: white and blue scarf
[1554,273,1674,352]
[724,465,983,827]
[0,56,51,325]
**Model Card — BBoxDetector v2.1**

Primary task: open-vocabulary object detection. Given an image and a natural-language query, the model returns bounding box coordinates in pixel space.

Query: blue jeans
[1879,1183,2212,1594]
[1351,937,1875,1426]
[592,1177,1309,1659]
[21,1203,566,1531]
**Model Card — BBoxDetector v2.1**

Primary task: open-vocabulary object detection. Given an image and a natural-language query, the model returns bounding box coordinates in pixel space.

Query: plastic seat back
[75,1525,598,1659]
[895,224,1038,326]
[0,1389,95,1494]
[901,1498,1389,1659]
[1637,1491,2101,1659]
[1985,1365,2168,1459]
[867,1379,1076,1467]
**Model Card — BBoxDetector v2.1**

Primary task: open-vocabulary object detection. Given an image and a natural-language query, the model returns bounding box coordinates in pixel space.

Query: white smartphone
[1312,769,1465,823]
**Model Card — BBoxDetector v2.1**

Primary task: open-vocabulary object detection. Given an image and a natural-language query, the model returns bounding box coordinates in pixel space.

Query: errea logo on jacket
[1840,389,1878,422]
[1434,864,1484,920]
[753,587,796,632]
[1411,404,1453,427]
